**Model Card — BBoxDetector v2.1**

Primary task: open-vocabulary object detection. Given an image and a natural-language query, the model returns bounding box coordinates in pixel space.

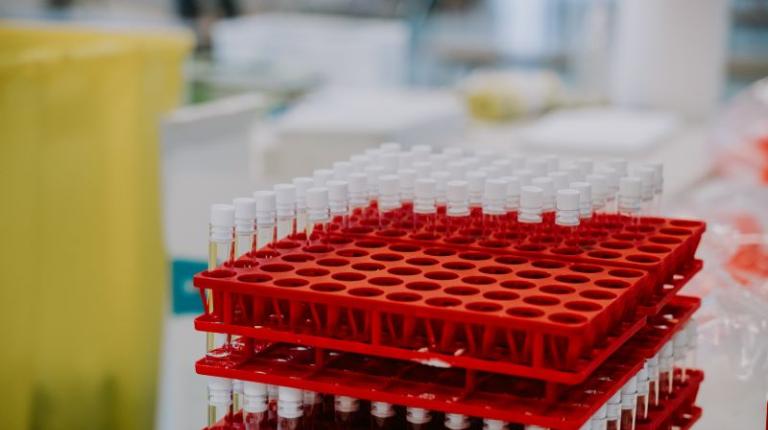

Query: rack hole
[495,255,529,265]
[613,233,643,241]
[587,250,622,260]
[317,258,350,267]
[555,274,589,284]
[483,291,520,301]
[296,268,330,277]
[517,270,551,279]
[388,267,422,276]
[626,254,660,264]
[445,236,474,245]
[378,229,407,238]
[608,269,644,278]
[532,260,566,269]
[406,282,440,291]
[425,271,459,281]
[424,247,455,257]
[326,236,353,245]
[386,292,422,302]
[237,273,271,283]
[570,264,603,273]
[601,241,633,250]
[479,266,512,275]
[580,290,616,300]
[349,287,383,297]
[443,261,476,271]
[659,227,692,236]
[506,307,544,318]
[356,240,387,248]
[649,236,682,245]
[595,279,630,289]
[552,247,583,255]
[369,276,403,287]
[303,245,334,254]
[565,301,602,312]
[274,240,300,250]
[540,285,575,295]
[467,302,503,312]
[411,232,439,241]
[311,282,345,292]
[274,278,308,288]
[478,240,511,248]
[515,244,546,252]
[501,280,536,290]
[426,297,462,308]
[407,257,439,266]
[251,250,280,259]
[332,272,366,282]
[233,260,257,269]
[283,254,315,263]
[390,244,421,252]
[641,217,666,225]
[352,262,386,272]
[261,263,294,273]
[445,286,480,296]
[524,295,560,306]
[459,252,492,261]
[462,275,496,285]
[549,312,587,325]
[637,245,671,254]
[337,249,369,258]
[371,253,404,262]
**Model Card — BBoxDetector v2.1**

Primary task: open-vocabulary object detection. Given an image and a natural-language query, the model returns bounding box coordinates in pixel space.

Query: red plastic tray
[196,296,700,429]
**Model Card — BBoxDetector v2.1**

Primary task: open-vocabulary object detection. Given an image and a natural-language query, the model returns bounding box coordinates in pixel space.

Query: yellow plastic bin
[0,22,191,430]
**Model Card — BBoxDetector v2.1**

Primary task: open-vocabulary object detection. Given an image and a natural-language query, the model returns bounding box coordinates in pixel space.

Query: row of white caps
[210,143,664,234]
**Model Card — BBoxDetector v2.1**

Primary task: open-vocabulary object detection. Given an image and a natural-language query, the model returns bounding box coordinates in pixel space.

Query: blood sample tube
[556,189,580,240]
[431,170,450,227]
[467,171,487,219]
[254,191,277,250]
[275,184,297,240]
[406,407,432,430]
[477,148,497,166]
[597,167,619,214]
[636,364,650,421]
[414,178,437,233]
[233,198,257,257]
[633,166,655,214]
[586,174,607,216]
[207,377,233,427]
[446,180,471,237]
[647,352,661,408]
[207,204,235,355]
[647,162,664,214]
[659,340,674,398]
[492,159,512,177]
[399,168,417,215]
[445,413,471,430]
[399,151,415,170]
[673,329,688,385]
[617,177,642,222]
[313,168,333,187]
[447,160,468,180]
[303,391,323,430]
[370,401,397,430]
[277,386,303,430]
[621,375,638,430]
[483,418,508,430]
[305,187,330,245]
[570,181,593,222]
[590,405,607,430]
[531,176,555,223]
[562,162,583,183]
[500,176,521,226]
[334,395,360,429]
[366,165,386,207]
[519,186,543,225]
[348,172,369,221]
[293,177,314,237]
[333,161,352,181]
[483,179,508,233]
[243,382,269,430]
[378,174,401,228]
[381,141,402,153]
[605,392,621,430]
[327,180,350,229]
[606,158,628,179]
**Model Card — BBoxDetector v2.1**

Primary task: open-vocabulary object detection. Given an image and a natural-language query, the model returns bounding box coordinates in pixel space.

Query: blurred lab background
[1,0,767,429]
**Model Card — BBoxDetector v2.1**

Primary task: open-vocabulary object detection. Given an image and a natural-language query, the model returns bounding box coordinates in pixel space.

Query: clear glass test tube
[483,179,508,235]
[370,401,397,430]
[406,407,431,430]
[293,177,313,237]
[446,180,471,238]
[620,375,638,430]
[555,189,581,242]
[243,382,269,430]
[275,184,297,240]
[413,178,437,234]
[518,186,544,239]
[636,364,650,421]
[207,204,235,355]
[233,198,257,258]
[277,386,303,430]
[378,174,401,229]
[305,187,330,245]
[207,377,233,427]
[254,191,277,252]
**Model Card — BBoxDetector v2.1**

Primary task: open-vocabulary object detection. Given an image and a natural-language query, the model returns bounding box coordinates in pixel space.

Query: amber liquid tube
[275,184,297,240]
[305,187,330,246]
[293,177,314,237]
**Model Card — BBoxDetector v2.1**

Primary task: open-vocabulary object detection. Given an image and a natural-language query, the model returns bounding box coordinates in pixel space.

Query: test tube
[305,187,330,244]
[413,178,437,233]
[686,320,698,374]
[334,395,360,430]
[647,162,664,214]
[556,189,581,240]
[370,401,397,430]
[446,180,471,237]
[406,407,431,430]
[467,171,487,216]
[366,165,386,206]
[636,364,650,421]
[548,171,569,193]
[207,204,235,354]
[381,152,400,174]
[483,419,508,430]
[659,340,674,398]
[447,160,468,180]
[348,172,369,219]
[597,167,619,213]
[515,169,535,186]
[483,179,508,232]
[586,174,607,215]
[606,158,628,178]
[233,379,244,419]
[542,154,559,172]
[508,154,526,171]
[207,377,233,427]
[303,391,323,430]
[274,184,297,240]
[399,168,417,213]
[399,151,415,170]
[333,161,352,181]
[562,162,583,183]
[233,198,257,257]
[633,166,655,214]
[647,353,661,408]
[444,413,471,430]
[590,405,607,430]
[605,392,621,430]
[277,386,303,430]
[617,177,642,222]
[430,153,449,171]
[531,177,555,222]
[327,180,350,229]
[621,375,638,430]
[431,170,451,216]
[268,384,279,426]
[500,176,521,225]
[673,329,688,385]
[313,168,334,187]
[243,382,269,430]
[570,182,593,221]
[378,174,401,228]
[519,186,544,226]
[528,157,548,177]
[412,144,432,162]
[350,154,370,173]
[412,161,433,179]
[293,177,313,237]
[254,191,277,250]
[380,141,402,153]
[492,159,512,177]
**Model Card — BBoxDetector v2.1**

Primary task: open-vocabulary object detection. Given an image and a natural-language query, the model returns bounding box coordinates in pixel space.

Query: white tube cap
[210,204,235,228]
[527,158,548,177]
[306,187,329,222]
[233,198,257,234]
[293,177,314,208]
[548,171,569,191]
[379,174,401,211]
[274,184,296,218]
[313,168,334,187]
[254,190,277,225]
[446,180,470,217]
[532,176,554,211]
[515,169,535,186]
[570,181,593,219]
[381,152,400,173]
[380,141,401,152]
[333,161,352,181]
